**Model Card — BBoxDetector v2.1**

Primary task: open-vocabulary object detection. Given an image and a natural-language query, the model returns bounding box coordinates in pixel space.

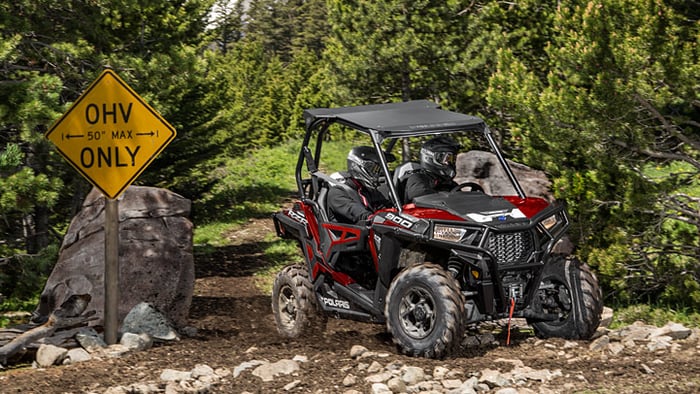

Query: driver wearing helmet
[328,146,391,225]
[403,136,460,202]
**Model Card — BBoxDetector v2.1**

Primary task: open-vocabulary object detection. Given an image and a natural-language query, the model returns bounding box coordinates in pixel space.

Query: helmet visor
[362,160,382,178]
[434,151,455,167]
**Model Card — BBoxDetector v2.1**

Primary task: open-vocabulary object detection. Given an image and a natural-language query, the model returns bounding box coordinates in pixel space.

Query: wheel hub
[399,288,436,339]
[417,306,427,319]
[278,286,297,328]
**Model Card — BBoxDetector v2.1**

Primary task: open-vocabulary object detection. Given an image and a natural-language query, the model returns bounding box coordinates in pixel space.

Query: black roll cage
[296,100,526,213]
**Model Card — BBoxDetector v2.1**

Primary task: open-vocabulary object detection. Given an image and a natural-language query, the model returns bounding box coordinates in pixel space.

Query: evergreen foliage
[486,0,699,306]
[0,0,698,311]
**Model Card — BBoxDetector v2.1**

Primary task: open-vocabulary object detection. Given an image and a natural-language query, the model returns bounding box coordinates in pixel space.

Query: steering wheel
[450,182,484,193]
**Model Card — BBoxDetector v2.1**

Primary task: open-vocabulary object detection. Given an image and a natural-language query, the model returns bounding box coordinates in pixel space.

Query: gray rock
[402,366,426,385]
[651,322,692,340]
[119,332,153,351]
[179,325,198,338]
[413,380,442,392]
[191,364,215,380]
[447,385,477,394]
[99,344,131,358]
[563,341,579,349]
[433,366,450,380]
[252,359,300,382]
[121,302,179,341]
[640,363,655,374]
[608,342,625,355]
[343,374,358,387]
[447,376,479,394]
[588,335,610,351]
[600,306,614,327]
[292,354,308,363]
[455,151,574,254]
[646,336,673,351]
[442,379,464,389]
[63,348,91,364]
[365,371,393,383]
[75,327,107,352]
[493,389,519,394]
[370,383,391,394]
[32,186,194,328]
[367,360,383,373]
[350,345,369,358]
[387,376,406,392]
[479,368,511,388]
[36,344,68,367]
[160,368,192,382]
[510,366,562,382]
[283,380,301,391]
[615,321,656,341]
[456,150,552,201]
[214,367,231,379]
[233,360,266,378]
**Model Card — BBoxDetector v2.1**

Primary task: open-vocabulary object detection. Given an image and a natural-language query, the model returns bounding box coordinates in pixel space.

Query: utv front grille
[485,231,534,266]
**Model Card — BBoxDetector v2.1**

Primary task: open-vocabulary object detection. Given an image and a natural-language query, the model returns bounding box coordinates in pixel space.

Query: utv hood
[411,192,530,224]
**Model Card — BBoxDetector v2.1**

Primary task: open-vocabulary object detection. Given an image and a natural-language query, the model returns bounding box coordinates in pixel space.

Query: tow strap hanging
[506,298,516,346]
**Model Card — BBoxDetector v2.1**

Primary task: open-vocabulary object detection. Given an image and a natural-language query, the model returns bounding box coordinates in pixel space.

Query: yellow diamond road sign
[46,69,176,199]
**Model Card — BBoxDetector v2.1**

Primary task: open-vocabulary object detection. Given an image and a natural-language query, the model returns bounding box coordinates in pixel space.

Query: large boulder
[32,186,194,329]
[455,150,554,201]
[455,150,573,254]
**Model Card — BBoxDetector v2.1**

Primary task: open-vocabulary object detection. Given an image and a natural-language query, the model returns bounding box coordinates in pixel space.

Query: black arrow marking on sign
[136,131,155,137]
[65,133,85,140]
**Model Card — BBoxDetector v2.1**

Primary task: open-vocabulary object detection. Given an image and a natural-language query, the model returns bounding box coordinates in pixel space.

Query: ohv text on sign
[45,69,176,199]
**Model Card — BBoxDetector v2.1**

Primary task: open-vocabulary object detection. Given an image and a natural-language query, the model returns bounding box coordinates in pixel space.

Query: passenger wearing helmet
[403,136,460,202]
[328,146,391,225]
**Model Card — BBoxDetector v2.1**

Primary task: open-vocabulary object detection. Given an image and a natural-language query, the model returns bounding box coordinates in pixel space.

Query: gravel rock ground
[1,217,699,394]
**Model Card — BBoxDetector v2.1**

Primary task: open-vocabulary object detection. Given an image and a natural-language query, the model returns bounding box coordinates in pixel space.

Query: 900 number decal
[385,213,414,228]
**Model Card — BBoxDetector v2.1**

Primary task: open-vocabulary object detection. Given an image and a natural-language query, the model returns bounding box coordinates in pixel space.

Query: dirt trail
[1,217,699,393]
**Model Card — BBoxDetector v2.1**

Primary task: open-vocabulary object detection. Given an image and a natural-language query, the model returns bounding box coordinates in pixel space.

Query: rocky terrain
[1,217,700,394]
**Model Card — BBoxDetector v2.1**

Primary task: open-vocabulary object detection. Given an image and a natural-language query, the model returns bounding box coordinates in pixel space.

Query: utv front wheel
[528,256,603,339]
[385,263,465,358]
[272,264,326,338]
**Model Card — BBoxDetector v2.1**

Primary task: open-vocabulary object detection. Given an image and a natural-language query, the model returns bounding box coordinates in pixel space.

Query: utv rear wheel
[385,263,465,358]
[272,264,326,338]
[528,256,603,339]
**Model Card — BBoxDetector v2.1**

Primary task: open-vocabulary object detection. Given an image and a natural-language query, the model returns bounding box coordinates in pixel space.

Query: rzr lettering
[287,209,307,225]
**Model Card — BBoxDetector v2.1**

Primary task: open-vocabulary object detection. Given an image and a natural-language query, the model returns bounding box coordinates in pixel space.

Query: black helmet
[347,146,383,188]
[420,136,460,179]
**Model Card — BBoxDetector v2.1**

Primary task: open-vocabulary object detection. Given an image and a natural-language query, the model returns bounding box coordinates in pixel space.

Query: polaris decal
[287,209,308,225]
[321,296,350,309]
[385,212,415,228]
[467,208,526,223]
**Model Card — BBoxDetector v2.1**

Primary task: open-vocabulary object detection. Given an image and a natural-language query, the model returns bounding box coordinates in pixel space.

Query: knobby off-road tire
[271,264,326,338]
[385,263,465,358]
[528,255,603,340]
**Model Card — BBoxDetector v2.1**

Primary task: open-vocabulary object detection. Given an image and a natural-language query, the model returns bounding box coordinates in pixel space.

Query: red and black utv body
[272,100,602,358]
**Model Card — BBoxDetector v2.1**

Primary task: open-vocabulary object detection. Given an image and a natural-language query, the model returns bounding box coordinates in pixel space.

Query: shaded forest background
[1,0,698,312]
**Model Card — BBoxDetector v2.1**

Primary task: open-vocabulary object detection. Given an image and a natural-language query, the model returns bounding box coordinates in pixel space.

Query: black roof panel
[304,100,485,138]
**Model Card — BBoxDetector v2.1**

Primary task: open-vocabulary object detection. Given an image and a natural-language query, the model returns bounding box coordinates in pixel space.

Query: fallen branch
[0,294,94,366]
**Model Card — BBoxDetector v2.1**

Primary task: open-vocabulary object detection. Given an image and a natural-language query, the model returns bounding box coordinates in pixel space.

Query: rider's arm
[404,172,436,202]
[328,186,372,225]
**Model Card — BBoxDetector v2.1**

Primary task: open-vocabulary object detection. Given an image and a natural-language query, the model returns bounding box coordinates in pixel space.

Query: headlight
[541,214,558,230]
[433,224,466,242]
